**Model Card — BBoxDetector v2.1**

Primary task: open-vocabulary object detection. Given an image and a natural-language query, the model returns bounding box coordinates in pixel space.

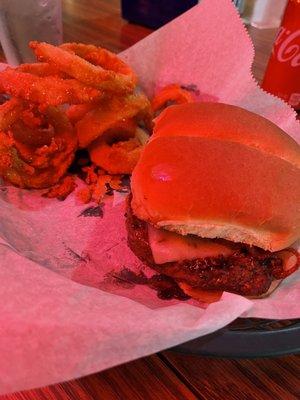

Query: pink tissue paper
[0,0,299,394]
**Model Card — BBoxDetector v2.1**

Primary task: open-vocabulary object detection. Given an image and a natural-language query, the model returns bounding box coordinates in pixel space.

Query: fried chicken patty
[126,202,285,297]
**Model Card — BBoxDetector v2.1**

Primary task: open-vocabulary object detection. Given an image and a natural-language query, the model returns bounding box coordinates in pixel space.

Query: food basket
[174,319,300,358]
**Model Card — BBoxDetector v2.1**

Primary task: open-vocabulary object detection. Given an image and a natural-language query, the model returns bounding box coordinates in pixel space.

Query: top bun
[131,103,300,251]
[152,103,300,167]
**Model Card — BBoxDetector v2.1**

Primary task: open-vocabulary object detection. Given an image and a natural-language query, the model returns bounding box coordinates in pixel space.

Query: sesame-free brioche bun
[131,103,300,252]
[152,102,300,168]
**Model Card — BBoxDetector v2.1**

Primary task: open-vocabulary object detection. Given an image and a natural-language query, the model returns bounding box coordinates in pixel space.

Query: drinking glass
[0,0,62,65]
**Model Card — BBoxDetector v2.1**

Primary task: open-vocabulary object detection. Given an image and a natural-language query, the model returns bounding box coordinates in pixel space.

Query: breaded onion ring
[30,41,136,94]
[152,83,195,112]
[16,62,65,77]
[0,98,25,131]
[0,67,102,106]
[60,43,137,84]
[89,138,142,174]
[0,101,77,188]
[101,118,137,143]
[66,103,97,124]
[76,92,152,148]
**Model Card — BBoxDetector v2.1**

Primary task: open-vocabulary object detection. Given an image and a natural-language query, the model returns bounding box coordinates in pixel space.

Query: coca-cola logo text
[273,27,300,67]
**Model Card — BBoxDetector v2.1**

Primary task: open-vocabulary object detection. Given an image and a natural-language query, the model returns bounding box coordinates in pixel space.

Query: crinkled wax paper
[0,0,299,394]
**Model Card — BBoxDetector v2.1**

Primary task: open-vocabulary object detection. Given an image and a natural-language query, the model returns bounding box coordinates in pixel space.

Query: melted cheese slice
[148,224,235,264]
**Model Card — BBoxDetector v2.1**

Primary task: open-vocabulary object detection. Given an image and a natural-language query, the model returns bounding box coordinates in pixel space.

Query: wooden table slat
[161,353,300,400]
[1,356,199,400]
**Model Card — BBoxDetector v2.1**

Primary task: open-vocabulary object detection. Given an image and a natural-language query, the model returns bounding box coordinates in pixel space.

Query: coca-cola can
[262,0,300,109]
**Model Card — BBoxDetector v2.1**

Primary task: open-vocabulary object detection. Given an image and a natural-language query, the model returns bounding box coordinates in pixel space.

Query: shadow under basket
[172,318,300,358]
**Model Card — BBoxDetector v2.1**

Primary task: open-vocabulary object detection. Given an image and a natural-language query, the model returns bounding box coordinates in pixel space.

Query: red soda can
[262,0,300,109]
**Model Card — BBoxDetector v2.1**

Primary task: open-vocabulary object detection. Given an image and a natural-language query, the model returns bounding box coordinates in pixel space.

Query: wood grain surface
[0,1,299,399]
[1,356,198,400]
[62,0,152,53]
[161,353,300,400]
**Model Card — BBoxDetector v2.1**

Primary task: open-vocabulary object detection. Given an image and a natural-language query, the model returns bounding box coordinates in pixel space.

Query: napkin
[0,0,299,394]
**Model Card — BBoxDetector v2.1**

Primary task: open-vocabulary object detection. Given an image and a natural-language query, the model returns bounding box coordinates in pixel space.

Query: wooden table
[1,1,300,399]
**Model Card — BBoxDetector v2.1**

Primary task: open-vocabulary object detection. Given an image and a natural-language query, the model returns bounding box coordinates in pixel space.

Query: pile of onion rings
[0,39,197,202]
[29,42,152,181]
[0,41,151,194]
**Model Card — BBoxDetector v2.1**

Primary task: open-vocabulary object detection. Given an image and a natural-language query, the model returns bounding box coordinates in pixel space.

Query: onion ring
[10,119,54,148]
[0,67,102,106]
[60,43,137,84]
[30,41,136,94]
[0,101,77,188]
[96,118,137,144]
[152,83,196,112]
[76,92,152,148]
[16,62,65,77]
[0,97,24,131]
[89,138,142,174]
[66,103,97,124]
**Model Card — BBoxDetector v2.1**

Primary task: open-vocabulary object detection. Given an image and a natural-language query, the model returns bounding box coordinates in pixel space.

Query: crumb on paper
[92,175,111,204]
[43,176,77,201]
[82,165,98,185]
[77,186,93,204]
[76,163,128,205]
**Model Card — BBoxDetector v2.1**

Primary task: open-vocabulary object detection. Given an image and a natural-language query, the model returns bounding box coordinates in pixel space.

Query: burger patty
[126,203,286,297]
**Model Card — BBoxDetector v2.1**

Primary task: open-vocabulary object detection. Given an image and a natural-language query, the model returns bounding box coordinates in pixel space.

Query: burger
[126,102,300,302]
